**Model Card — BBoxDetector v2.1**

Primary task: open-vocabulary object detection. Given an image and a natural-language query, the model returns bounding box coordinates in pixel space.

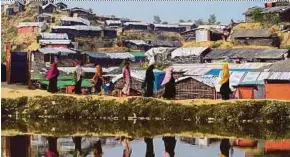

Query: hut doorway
[10,52,28,84]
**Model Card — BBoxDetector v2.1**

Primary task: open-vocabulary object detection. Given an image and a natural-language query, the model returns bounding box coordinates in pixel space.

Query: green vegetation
[2,96,290,125]
[250,8,281,25]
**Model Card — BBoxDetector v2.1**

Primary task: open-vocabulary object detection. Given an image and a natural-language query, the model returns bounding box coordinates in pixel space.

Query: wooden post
[5,42,12,84]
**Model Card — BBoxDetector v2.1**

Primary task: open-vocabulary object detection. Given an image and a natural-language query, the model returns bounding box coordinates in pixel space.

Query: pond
[2,118,290,157]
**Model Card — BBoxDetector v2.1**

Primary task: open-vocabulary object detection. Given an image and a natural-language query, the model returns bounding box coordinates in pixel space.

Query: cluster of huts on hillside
[2,1,290,100]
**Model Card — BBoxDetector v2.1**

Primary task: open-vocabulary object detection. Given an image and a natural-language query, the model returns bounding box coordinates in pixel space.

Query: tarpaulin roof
[39,39,71,45]
[61,16,90,26]
[123,22,148,26]
[153,24,182,28]
[145,47,175,57]
[17,22,45,28]
[130,52,145,57]
[52,25,102,31]
[125,40,148,45]
[42,3,56,9]
[40,33,69,40]
[105,20,122,25]
[204,68,252,77]
[106,52,135,59]
[40,79,93,88]
[38,48,76,55]
[171,47,209,59]
[85,52,135,60]
[204,49,289,60]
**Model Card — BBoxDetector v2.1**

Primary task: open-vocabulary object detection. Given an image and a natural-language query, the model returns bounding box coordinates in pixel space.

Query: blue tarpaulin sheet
[153,71,165,91]
[205,69,252,77]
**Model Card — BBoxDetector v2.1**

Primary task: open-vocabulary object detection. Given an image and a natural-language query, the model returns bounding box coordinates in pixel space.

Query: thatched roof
[245,6,290,15]
[231,29,276,38]
[254,59,290,72]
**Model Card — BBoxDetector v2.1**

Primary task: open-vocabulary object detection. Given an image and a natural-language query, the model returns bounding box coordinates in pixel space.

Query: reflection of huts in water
[231,29,280,47]
[175,76,216,99]
[264,140,290,153]
[204,48,290,63]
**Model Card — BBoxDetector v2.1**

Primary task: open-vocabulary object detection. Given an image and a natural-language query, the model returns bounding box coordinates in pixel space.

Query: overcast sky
[65,1,264,24]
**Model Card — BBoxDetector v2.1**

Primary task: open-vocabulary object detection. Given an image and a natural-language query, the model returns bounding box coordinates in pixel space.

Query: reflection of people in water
[46,137,59,157]
[220,139,231,157]
[162,136,176,157]
[144,137,155,157]
[94,140,103,157]
[121,136,132,157]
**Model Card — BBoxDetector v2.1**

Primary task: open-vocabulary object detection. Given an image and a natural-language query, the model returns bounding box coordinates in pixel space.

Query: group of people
[46,58,114,95]
[120,60,176,99]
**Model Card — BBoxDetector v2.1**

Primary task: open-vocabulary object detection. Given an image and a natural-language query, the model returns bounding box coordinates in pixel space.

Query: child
[102,77,114,95]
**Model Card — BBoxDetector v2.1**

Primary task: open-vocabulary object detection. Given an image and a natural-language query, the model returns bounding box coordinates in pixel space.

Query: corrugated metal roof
[184,68,212,76]
[153,24,182,28]
[52,25,102,31]
[204,49,289,60]
[39,39,71,45]
[70,7,92,14]
[40,33,69,40]
[86,52,108,59]
[123,22,148,26]
[17,22,45,28]
[171,47,209,58]
[255,59,290,72]
[38,48,76,55]
[61,16,90,26]
[178,22,195,26]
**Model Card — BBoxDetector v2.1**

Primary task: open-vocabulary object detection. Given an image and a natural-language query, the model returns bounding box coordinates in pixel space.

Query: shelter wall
[175,78,215,99]
[265,82,290,100]
[234,37,280,47]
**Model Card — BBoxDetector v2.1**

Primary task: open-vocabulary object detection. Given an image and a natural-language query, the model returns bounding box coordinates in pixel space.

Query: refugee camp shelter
[178,22,197,31]
[38,33,71,48]
[245,5,290,22]
[17,22,47,34]
[130,52,146,63]
[265,72,290,100]
[170,47,211,63]
[151,24,186,33]
[69,7,92,19]
[231,29,280,47]
[60,16,90,26]
[145,47,176,65]
[4,1,25,15]
[51,25,103,38]
[175,76,216,99]
[150,40,182,48]
[204,49,289,63]
[123,40,150,51]
[113,69,165,96]
[123,22,149,31]
[37,13,54,23]
[84,52,135,67]
[55,2,68,10]
[264,140,290,153]
[41,3,57,13]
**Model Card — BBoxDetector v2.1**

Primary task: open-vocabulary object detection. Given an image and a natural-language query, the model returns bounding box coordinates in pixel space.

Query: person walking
[74,61,83,94]
[122,60,131,96]
[46,61,59,93]
[220,60,231,100]
[92,64,103,94]
[143,64,155,97]
[161,67,176,100]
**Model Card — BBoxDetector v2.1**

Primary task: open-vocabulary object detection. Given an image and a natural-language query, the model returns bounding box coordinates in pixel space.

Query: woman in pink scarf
[162,67,176,99]
[46,62,59,93]
[122,60,131,96]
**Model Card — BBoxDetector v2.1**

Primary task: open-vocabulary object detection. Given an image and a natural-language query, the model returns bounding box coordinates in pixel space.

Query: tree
[179,19,185,23]
[250,8,264,23]
[187,19,193,22]
[208,14,220,25]
[194,18,205,26]
[153,15,162,24]
[162,21,168,24]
